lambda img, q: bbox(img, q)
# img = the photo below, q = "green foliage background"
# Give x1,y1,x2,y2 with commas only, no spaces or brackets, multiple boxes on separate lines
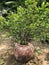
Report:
0,0,49,44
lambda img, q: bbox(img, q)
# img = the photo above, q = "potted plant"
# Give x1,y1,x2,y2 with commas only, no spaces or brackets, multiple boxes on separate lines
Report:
7,6,34,63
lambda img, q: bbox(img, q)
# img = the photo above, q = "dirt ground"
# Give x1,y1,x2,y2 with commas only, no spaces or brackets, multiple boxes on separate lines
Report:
0,33,49,65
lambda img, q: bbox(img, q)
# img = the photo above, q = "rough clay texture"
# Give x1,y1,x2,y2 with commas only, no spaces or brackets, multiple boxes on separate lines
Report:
14,43,34,62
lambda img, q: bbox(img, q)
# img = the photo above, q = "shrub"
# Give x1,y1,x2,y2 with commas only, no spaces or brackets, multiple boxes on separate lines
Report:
25,0,49,42
0,16,7,31
6,0,49,44
7,10,32,44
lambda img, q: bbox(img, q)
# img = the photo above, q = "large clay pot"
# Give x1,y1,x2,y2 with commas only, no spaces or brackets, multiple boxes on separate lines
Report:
14,43,34,63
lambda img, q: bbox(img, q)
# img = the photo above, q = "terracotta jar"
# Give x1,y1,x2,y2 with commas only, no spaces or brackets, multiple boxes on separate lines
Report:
14,43,34,63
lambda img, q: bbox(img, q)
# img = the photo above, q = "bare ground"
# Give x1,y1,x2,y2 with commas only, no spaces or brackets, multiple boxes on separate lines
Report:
0,33,49,65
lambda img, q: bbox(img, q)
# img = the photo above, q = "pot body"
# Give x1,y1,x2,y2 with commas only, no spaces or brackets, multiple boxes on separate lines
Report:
14,43,34,63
